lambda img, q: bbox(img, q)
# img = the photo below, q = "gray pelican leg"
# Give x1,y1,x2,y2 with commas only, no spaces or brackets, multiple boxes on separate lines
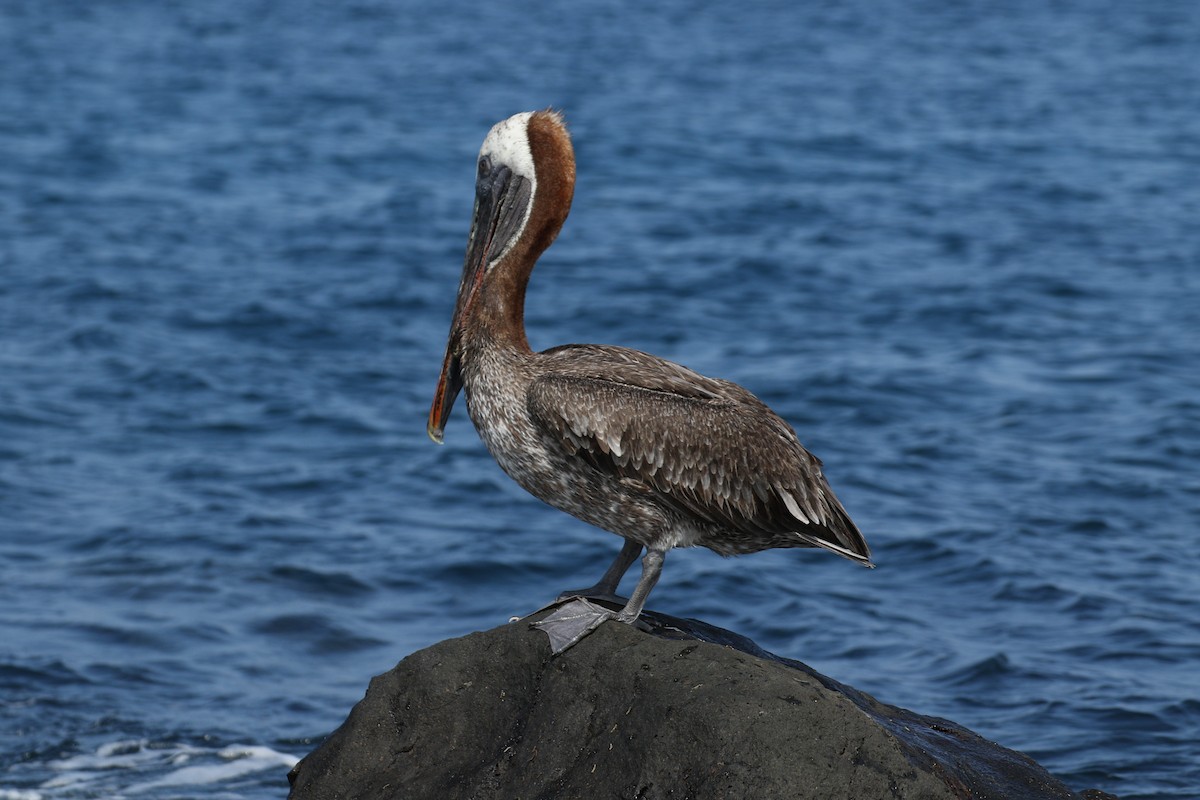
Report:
615,548,664,624
533,547,667,655
556,539,643,602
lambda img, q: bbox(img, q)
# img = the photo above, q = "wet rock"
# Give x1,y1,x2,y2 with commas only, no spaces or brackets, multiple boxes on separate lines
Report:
288,605,1115,800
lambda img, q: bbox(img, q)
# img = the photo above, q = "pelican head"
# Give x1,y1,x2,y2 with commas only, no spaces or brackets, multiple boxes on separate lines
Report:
428,110,576,443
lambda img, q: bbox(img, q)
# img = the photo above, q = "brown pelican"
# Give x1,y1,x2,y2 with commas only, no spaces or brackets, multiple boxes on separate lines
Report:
429,110,872,653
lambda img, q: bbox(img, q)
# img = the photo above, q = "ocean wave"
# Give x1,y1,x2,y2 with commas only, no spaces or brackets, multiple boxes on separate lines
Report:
2,740,297,800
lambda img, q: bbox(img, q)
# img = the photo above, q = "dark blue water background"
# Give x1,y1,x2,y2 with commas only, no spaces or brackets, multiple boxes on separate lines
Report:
2,2,1198,797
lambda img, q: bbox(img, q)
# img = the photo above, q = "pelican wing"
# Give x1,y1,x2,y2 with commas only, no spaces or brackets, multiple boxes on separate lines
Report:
528,345,871,564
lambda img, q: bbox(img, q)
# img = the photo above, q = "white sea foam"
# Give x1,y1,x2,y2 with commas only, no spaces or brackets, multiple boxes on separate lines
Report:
4,739,298,799
126,746,298,794
0,790,44,800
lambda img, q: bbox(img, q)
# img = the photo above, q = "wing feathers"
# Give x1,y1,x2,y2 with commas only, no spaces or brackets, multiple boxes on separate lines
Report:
526,346,871,565
780,489,811,525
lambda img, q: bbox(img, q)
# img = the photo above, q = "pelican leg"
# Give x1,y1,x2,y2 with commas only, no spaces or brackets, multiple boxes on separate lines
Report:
533,547,666,655
616,548,665,624
556,539,643,603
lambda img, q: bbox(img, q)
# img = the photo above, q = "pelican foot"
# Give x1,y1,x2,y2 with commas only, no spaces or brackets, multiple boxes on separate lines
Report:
531,598,622,654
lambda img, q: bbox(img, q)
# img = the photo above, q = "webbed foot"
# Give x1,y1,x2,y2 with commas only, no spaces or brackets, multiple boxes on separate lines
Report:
530,547,666,655
530,598,617,654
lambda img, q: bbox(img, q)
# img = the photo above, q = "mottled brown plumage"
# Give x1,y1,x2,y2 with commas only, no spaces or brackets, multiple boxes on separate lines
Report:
430,110,871,651
528,344,868,559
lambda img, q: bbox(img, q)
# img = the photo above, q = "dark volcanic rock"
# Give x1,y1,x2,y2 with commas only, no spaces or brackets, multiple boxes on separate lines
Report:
289,605,1114,800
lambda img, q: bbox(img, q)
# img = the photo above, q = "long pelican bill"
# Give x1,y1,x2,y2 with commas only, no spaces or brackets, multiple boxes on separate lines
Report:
428,155,533,444
427,345,462,444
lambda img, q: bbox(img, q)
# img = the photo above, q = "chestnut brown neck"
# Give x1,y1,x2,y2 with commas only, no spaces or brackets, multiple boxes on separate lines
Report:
474,111,576,354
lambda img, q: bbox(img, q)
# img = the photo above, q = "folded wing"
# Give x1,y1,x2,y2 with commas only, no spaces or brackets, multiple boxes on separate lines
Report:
527,345,872,564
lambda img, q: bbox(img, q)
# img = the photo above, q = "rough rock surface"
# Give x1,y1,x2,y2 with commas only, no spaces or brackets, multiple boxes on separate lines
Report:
288,604,1116,800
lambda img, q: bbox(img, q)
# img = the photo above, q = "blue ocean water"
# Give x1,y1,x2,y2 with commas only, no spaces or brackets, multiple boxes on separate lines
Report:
2,1,1198,797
